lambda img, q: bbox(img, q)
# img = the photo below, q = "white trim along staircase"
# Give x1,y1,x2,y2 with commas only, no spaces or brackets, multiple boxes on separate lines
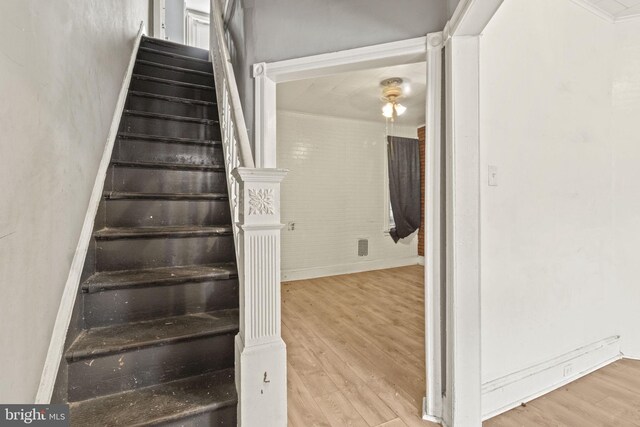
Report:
209,0,288,424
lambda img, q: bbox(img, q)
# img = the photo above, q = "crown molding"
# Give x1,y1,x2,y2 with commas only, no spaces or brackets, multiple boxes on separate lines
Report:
615,11,640,23
262,36,427,83
447,0,504,37
570,0,616,23
570,0,640,23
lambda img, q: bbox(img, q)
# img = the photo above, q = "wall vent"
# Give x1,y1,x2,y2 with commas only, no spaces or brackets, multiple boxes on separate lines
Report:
357,238,369,257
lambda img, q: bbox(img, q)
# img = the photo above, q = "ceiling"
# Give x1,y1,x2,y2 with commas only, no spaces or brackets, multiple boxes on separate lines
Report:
576,0,640,20
276,62,427,127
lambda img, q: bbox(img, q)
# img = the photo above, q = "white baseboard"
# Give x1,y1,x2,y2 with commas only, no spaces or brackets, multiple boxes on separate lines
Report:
35,23,145,404
623,354,640,361
282,256,420,281
482,335,621,420
417,255,425,266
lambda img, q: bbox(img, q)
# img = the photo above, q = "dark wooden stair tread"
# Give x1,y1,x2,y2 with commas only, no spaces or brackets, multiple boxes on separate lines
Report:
136,59,213,77
66,310,238,361
123,109,218,125
60,37,237,422
139,46,212,65
94,225,233,240
132,74,213,91
70,369,236,427
141,37,209,57
118,132,221,146
103,191,228,201
110,159,225,171
128,90,216,106
83,263,238,293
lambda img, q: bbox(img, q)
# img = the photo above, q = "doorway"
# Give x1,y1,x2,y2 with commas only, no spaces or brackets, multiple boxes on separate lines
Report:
151,0,210,49
253,35,446,425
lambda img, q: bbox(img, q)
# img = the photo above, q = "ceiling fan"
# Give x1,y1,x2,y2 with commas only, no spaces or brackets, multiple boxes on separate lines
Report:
380,77,407,121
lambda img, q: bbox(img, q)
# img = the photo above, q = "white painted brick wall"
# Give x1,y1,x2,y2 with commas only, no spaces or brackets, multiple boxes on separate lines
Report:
277,110,419,280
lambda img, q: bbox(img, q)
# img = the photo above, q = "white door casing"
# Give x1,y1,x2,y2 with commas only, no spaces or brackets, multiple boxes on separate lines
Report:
423,30,445,424
439,1,505,425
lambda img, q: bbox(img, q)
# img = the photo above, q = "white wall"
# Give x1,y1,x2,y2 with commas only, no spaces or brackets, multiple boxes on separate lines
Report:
277,111,418,280
0,0,149,403
612,20,640,359
479,0,618,386
225,0,447,152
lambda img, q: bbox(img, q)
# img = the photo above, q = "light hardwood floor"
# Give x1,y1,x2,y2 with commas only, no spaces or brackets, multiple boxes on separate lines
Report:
486,358,640,426
282,265,434,427
283,266,640,427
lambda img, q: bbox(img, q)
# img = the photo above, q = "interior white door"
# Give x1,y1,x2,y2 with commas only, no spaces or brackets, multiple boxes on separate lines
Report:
185,9,210,50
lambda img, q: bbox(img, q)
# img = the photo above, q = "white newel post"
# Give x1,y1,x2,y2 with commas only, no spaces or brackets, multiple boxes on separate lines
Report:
232,167,288,427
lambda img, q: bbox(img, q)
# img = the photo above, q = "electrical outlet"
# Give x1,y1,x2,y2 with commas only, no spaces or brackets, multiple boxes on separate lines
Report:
563,364,573,377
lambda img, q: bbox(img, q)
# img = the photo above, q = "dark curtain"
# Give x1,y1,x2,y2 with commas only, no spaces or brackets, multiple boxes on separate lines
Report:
387,135,420,243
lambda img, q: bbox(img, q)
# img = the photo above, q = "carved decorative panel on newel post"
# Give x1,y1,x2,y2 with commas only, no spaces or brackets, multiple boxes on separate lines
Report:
232,167,288,427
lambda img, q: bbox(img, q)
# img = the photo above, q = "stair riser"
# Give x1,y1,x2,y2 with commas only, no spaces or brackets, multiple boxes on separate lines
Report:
141,40,209,61
67,333,235,401
114,139,223,165
104,199,231,228
161,406,237,427
106,167,226,194
127,94,217,120
130,78,215,102
121,115,218,140
134,62,214,86
96,235,235,271
84,279,239,328
138,49,212,73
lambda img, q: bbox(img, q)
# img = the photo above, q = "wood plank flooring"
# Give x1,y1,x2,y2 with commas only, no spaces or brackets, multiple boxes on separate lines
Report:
282,265,435,427
486,358,640,426
283,265,640,426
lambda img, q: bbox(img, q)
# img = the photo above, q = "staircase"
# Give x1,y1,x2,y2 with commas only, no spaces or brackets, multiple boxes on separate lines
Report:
64,36,239,426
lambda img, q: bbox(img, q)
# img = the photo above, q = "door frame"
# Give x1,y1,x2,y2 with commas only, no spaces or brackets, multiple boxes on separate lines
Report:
424,31,445,424
439,1,504,425
252,35,447,422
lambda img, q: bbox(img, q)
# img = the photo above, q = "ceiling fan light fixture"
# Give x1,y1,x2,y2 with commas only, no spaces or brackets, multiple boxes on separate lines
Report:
380,77,408,121
382,102,394,118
